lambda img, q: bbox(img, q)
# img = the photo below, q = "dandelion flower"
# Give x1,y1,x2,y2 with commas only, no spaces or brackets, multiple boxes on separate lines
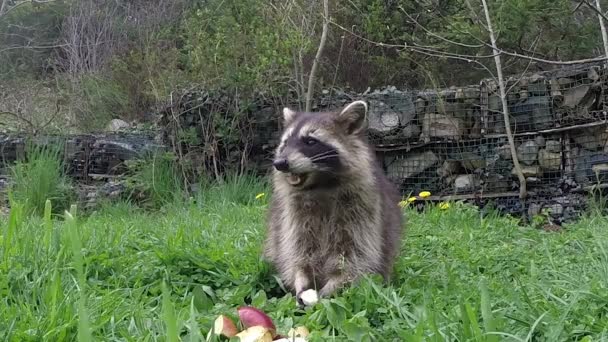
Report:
439,202,450,210
398,200,408,208
407,196,417,203
255,193,266,200
418,191,431,198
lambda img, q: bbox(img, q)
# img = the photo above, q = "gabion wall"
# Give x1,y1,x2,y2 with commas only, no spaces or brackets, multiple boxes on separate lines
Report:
315,62,608,222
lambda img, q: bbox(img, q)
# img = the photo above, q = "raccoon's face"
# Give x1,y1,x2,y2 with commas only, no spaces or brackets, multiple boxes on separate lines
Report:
272,100,369,188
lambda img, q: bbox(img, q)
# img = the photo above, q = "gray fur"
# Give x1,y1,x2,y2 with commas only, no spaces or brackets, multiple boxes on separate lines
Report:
263,100,405,305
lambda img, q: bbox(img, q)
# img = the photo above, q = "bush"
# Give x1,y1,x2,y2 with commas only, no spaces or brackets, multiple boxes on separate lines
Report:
9,141,74,216
181,0,312,96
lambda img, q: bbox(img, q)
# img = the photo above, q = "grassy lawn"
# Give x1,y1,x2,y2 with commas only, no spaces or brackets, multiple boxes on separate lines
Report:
1,179,608,341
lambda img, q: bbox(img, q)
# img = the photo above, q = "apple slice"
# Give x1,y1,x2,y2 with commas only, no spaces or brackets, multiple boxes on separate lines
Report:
236,326,274,342
237,306,277,335
287,326,310,338
214,315,238,338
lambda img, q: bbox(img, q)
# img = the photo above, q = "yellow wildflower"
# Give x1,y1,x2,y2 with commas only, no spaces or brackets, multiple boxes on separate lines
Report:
418,191,431,198
439,202,450,210
255,193,266,200
398,200,408,208
407,196,417,203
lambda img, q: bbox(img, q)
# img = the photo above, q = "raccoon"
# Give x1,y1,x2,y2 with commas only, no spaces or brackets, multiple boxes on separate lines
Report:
263,100,404,306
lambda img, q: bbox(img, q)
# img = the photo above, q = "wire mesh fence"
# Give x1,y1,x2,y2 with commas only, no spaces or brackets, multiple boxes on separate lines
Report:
311,61,608,222
1,61,608,221
316,62,608,197
0,132,164,181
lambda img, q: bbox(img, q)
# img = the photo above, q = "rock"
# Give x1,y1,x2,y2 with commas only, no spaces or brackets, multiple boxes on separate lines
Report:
437,160,462,178
454,174,480,193
386,150,439,181
497,144,512,160
458,152,486,171
367,100,400,135
401,124,421,139
517,140,539,166
562,84,592,108
574,126,608,151
106,119,130,132
535,136,546,148
421,113,464,141
528,81,547,95
512,165,541,178
528,202,542,217
538,149,561,171
510,95,553,131
483,174,510,192
488,94,501,112
592,163,608,176
547,203,564,216
588,66,600,81
92,139,139,161
546,140,561,153
390,92,417,126
415,97,426,114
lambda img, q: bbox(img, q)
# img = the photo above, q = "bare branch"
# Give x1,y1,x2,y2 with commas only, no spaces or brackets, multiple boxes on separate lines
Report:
506,34,541,95
329,18,608,66
580,0,608,24
398,5,484,49
481,0,527,200
306,0,329,112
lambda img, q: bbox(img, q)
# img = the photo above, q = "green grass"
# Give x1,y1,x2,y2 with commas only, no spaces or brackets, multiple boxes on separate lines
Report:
8,141,74,217
1,178,608,341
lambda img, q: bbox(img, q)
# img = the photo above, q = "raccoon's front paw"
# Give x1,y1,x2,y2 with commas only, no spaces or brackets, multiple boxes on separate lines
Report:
296,289,318,308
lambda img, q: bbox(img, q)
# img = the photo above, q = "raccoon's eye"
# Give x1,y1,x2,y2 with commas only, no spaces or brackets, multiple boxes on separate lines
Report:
302,136,318,146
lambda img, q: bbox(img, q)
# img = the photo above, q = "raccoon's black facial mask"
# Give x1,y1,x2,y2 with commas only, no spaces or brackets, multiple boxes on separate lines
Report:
295,135,342,170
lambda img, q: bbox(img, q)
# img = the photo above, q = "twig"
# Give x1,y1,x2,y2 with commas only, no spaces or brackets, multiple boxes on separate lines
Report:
328,19,608,66
399,6,484,49
481,0,527,200
505,34,542,95
306,0,329,112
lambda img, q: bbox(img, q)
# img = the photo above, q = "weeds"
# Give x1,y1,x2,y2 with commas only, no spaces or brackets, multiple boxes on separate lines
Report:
125,151,185,208
8,140,74,217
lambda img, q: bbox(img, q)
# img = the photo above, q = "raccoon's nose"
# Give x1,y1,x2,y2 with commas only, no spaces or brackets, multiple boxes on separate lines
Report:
273,159,289,172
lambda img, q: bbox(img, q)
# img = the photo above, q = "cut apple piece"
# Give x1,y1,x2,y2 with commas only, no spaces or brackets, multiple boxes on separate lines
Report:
214,315,238,338
287,326,310,338
236,326,274,342
237,306,277,335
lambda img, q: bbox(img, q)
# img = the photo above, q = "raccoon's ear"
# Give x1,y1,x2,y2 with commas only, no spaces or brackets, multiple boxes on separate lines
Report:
336,100,368,134
283,107,298,125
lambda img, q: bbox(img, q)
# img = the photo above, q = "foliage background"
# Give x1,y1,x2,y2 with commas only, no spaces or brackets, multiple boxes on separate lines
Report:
0,0,605,133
